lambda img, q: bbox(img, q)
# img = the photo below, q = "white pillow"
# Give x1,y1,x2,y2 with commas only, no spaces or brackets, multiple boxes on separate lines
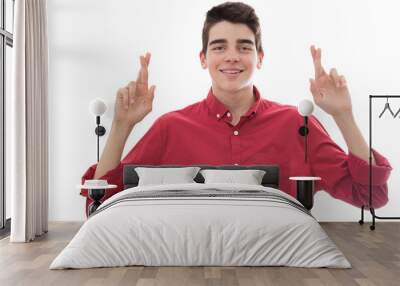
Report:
200,169,266,185
135,167,201,186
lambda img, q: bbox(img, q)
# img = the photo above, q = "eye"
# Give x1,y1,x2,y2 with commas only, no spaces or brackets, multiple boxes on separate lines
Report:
212,46,225,51
240,46,253,51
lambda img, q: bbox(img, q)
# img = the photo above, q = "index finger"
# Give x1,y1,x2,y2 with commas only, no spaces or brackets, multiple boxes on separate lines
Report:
310,45,326,79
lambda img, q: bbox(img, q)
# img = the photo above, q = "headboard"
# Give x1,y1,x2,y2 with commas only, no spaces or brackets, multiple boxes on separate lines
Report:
123,164,279,189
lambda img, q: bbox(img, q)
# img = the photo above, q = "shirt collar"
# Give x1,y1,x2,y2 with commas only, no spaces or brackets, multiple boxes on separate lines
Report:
206,85,262,120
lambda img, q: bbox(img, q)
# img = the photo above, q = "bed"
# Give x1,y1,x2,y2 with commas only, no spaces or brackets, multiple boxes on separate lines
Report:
49,165,351,269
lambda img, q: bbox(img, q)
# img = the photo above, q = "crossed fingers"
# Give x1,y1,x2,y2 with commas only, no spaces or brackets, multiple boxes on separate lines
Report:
136,52,151,85
311,45,347,88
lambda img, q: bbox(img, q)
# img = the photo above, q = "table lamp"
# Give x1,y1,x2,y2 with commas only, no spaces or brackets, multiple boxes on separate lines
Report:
297,99,314,163
89,98,107,162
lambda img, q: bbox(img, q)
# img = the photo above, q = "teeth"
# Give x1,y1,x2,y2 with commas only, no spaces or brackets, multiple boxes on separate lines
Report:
221,70,242,74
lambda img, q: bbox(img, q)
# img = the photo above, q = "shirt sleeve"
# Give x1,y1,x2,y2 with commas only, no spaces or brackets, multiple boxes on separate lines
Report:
307,115,392,209
80,116,166,216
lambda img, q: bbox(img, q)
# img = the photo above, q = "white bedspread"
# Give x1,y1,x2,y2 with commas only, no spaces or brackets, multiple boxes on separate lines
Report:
50,183,351,269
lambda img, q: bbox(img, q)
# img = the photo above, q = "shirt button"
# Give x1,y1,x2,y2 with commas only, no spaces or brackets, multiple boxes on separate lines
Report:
233,130,239,136
216,113,220,118
234,163,239,166
227,112,231,117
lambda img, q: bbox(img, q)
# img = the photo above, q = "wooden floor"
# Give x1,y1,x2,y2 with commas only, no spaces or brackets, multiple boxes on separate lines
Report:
0,221,399,286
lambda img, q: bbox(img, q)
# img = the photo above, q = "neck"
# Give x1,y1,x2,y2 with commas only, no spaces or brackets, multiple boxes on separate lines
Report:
212,84,255,115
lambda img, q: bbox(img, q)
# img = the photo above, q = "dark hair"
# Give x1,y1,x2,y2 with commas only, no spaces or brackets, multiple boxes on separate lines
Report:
202,2,263,55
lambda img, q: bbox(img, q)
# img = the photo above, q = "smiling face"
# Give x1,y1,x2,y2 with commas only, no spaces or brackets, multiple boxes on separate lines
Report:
200,21,264,93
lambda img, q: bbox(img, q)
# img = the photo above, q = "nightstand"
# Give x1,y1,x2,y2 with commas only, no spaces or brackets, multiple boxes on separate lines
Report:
289,176,321,210
79,180,117,217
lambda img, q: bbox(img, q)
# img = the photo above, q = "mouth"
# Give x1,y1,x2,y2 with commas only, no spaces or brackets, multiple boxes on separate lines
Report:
219,69,244,75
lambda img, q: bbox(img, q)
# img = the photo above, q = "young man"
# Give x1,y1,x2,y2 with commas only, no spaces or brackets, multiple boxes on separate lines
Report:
81,2,391,216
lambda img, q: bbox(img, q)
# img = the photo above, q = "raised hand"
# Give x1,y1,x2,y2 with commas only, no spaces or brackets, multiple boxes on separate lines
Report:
114,52,156,126
309,45,352,117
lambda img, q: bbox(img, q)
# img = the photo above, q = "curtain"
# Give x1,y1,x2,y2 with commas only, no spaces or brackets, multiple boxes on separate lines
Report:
10,0,49,242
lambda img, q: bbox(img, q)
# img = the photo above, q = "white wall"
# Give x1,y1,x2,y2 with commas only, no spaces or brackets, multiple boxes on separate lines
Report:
47,0,400,221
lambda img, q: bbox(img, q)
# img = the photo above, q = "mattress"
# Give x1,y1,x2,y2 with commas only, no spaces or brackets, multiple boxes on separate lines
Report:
50,183,351,269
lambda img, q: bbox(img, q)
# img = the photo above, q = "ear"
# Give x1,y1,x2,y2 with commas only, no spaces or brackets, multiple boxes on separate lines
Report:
256,51,264,69
199,51,207,69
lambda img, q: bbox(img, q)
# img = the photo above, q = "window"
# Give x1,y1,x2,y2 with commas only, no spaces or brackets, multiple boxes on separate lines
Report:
0,0,14,237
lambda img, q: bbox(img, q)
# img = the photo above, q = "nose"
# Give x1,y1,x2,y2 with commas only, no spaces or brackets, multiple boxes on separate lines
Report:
224,48,240,62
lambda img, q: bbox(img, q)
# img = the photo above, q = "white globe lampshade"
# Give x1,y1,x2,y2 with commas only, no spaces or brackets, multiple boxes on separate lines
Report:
298,99,314,116
89,98,107,116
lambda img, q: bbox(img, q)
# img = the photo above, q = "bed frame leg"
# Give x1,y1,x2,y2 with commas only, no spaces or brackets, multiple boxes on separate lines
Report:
358,205,364,225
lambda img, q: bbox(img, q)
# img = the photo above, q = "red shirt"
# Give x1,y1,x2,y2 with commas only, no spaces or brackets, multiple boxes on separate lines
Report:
81,86,392,216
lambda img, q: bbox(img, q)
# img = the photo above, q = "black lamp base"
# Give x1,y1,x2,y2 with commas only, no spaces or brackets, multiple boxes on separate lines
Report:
298,126,309,136
95,125,106,136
